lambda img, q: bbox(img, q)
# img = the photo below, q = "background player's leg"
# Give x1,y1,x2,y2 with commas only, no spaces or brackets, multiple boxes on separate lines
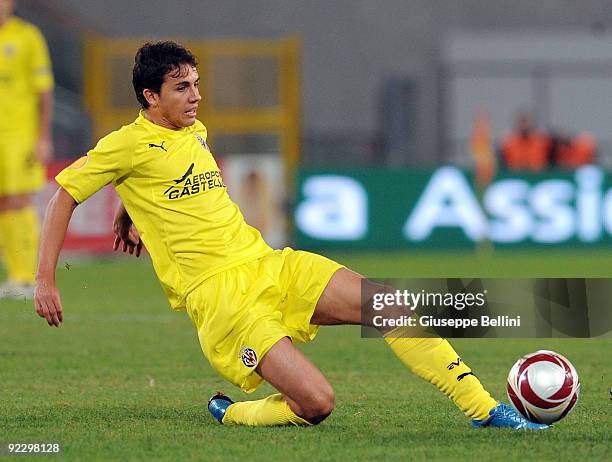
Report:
222,337,335,426
0,194,39,295
312,268,497,420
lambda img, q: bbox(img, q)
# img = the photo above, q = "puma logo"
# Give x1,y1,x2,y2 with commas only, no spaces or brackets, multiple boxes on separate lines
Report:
148,141,167,151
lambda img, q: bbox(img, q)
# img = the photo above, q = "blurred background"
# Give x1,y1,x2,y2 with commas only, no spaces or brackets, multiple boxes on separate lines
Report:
16,0,612,252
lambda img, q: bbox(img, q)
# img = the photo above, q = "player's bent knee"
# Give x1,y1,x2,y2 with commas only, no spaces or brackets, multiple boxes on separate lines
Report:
298,387,335,425
305,409,333,425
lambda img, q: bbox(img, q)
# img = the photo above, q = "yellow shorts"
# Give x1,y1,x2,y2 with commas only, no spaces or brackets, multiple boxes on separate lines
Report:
186,247,343,393
0,134,45,196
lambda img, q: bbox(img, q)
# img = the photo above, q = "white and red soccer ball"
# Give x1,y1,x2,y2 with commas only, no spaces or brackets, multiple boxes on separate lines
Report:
507,350,580,424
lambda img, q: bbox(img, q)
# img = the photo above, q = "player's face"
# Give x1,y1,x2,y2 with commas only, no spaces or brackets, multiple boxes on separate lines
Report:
155,64,201,129
0,0,15,25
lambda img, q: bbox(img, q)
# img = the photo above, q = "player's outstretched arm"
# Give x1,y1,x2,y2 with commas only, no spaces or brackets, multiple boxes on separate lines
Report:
112,201,143,257
34,187,78,327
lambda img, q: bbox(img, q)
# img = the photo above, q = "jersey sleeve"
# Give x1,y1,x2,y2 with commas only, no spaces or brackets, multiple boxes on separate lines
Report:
55,131,135,203
27,25,54,92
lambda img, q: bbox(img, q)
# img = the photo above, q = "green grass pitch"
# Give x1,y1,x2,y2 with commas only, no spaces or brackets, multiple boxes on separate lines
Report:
1,250,610,461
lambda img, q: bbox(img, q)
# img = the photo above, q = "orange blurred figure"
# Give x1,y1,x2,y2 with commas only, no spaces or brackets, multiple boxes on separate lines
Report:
554,132,596,169
501,112,551,171
470,109,496,186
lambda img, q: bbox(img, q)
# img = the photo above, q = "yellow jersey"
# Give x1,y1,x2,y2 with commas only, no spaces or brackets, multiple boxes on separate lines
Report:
0,16,54,136
56,112,273,310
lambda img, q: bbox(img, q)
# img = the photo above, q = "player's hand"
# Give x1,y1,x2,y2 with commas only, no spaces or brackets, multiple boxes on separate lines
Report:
35,136,54,165
34,279,63,327
112,205,143,257
112,226,143,256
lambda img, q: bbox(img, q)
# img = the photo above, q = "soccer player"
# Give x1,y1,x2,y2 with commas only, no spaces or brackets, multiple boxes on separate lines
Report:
34,41,546,430
0,0,54,299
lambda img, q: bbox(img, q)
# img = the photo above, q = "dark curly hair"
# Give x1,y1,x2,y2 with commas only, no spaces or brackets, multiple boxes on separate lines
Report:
132,41,198,109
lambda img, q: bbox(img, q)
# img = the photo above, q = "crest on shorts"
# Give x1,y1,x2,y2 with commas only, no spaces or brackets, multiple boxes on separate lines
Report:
240,347,258,368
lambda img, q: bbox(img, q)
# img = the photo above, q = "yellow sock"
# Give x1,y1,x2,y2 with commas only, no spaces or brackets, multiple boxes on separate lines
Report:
385,333,497,420
0,210,19,280
223,394,311,426
0,207,39,284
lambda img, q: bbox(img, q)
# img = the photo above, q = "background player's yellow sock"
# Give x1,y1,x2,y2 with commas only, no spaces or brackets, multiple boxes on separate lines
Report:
222,393,311,426
0,207,39,284
0,210,18,280
385,335,497,420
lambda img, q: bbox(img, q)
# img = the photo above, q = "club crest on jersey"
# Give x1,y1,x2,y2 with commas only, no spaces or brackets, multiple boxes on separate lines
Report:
240,347,258,368
194,133,210,151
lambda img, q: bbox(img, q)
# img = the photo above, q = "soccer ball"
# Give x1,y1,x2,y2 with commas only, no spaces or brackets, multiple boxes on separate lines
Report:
506,350,580,424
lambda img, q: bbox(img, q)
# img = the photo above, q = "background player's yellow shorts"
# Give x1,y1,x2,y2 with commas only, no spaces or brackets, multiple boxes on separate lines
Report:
186,247,344,393
0,134,45,195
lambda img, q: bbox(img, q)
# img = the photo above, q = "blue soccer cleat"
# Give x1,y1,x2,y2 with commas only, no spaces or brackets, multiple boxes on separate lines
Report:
472,403,550,430
208,392,234,424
